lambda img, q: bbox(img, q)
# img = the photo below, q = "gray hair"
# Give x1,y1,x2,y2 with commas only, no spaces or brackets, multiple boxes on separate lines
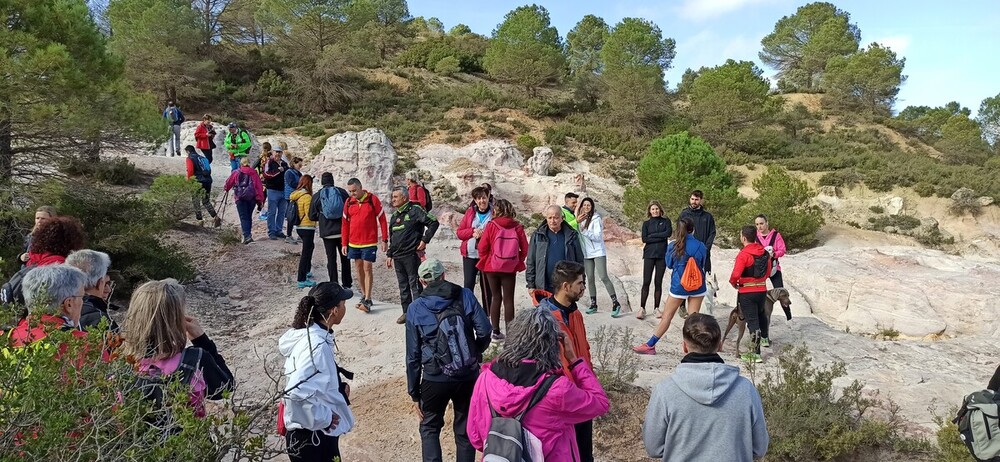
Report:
22,264,87,313
392,186,409,198
544,205,562,216
65,249,111,289
405,171,419,182
496,307,563,371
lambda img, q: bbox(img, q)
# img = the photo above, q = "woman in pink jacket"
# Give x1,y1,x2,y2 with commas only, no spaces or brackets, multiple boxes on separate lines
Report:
456,186,493,308
467,307,609,461
754,214,786,289
224,157,265,244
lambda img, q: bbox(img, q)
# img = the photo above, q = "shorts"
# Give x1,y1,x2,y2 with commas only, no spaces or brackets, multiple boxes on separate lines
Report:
347,246,377,262
668,290,707,300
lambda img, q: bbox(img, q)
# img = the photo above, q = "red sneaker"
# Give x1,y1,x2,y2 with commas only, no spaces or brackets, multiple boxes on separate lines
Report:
632,344,656,355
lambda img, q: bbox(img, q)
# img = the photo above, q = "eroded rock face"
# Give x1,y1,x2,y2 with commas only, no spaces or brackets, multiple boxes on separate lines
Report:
304,128,397,201
525,147,553,176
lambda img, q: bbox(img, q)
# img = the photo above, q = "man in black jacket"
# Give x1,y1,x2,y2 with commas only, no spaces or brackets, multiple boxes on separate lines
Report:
65,249,119,332
387,187,440,324
309,172,353,288
526,205,585,298
678,190,717,274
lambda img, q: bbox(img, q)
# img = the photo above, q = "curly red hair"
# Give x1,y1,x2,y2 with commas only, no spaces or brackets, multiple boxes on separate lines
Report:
29,216,85,257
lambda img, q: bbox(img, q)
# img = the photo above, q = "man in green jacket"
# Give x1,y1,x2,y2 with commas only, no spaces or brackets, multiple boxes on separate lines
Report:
562,192,580,231
225,122,252,172
386,187,440,325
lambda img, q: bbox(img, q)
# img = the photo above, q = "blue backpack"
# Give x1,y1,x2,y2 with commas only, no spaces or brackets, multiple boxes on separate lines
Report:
428,297,479,378
320,186,346,220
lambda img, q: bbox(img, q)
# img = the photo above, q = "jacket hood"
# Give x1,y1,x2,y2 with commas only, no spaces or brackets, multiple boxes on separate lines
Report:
670,362,742,405
408,280,463,325
27,252,66,267
491,216,520,229
743,242,766,256
238,166,256,174
483,361,553,416
278,324,330,357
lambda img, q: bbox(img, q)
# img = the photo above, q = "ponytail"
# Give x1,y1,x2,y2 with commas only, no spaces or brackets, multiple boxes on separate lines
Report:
292,295,321,328
291,282,348,328
672,217,694,259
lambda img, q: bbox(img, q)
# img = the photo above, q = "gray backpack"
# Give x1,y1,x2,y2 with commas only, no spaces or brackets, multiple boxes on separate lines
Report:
955,389,1000,461
483,374,558,462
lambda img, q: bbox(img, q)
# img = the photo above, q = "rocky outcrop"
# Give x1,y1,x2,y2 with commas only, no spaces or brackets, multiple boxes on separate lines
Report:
877,196,905,215
304,129,397,201
524,147,553,176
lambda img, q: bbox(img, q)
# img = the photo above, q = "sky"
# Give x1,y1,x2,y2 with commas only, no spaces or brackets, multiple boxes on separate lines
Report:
408,0,1000,115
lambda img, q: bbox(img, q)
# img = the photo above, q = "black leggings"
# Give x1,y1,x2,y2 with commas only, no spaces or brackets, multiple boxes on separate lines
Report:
296,229,315,282
462,257,492,310
738,291,768,352
322,237,353,288
640,258,666,309
484,272,516,334
286,429,339,462
770,270,784,288
200,148,213,164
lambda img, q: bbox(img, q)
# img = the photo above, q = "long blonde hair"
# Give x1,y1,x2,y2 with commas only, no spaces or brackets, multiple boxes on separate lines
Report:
122,279,188,360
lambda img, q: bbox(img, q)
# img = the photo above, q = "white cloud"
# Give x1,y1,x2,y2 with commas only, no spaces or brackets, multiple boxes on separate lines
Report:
870,35,912,54
678,0,782,21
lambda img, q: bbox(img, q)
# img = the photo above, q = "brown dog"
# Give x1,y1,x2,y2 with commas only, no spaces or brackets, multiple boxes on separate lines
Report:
722,288,791,353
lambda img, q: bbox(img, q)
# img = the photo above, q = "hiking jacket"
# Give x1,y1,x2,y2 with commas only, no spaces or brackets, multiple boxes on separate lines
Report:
539,297,592,376
163,107,183,126
224,129,252,157
262,159,286,191
308,186,350,238
730,243,770,293
79,295,118,332
342,190,388,248
642,217,673,260
525,222,584,291
561,206,579,231
678,207,717,251
577,213,608,259
223,166,265,204
278,324,355,436
194,122,212,150
289,190,316,228
757,229,786,272
407,183,428,209
283,168,302,200
643,353,768,462
26,253,66,267
405,280,491,402
476,216,528,273
457,204,492,259
666,234,707,296
186,153,212,184
387,201,439,259
467,359,609,462
7,314,85,347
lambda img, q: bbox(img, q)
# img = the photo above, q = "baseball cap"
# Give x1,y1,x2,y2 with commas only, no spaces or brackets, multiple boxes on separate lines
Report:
310,282,354,307
274,146,284,152
418,259,445,282
228,122,238,129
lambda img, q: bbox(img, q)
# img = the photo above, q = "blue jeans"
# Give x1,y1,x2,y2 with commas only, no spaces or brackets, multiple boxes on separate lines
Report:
266,189,287,237
230,158,239,172
235,199,255,239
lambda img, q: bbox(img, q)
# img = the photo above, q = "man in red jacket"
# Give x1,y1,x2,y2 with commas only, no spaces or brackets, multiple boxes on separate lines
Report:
341,178,388,313
729,225,772,363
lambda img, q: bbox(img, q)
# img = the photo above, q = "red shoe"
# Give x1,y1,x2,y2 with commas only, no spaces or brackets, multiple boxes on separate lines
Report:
632,344,656,355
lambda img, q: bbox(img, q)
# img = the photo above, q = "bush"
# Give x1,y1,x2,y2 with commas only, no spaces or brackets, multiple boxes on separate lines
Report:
543,126,568,146
935,414,974,462
913,182,936,197
516,134,540,156
869,205,885,214
483,124,510,138
738,167,824,249
311,134,332,157
868,215,921,231
819,169,864,188
61,157,140,186
444,134,463,144
143,175,205,223
433,56,461,76
590,326,639,392
296,123,326,138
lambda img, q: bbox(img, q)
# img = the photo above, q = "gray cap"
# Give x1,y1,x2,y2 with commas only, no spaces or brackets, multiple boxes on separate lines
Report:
418,259,445,282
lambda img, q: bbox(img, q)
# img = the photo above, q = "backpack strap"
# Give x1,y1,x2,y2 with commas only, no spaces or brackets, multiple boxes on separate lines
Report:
175,347,203,385
515,374,559,421
768,232,777,247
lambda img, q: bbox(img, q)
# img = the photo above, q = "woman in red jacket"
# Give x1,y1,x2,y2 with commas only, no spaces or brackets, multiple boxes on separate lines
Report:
193,114,216,163
729,225,772,363
456,186,493,309
476,198,528,340
27,216,86,267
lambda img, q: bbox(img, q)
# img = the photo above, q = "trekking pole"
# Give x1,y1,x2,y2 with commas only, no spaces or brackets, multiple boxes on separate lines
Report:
217,190,230,224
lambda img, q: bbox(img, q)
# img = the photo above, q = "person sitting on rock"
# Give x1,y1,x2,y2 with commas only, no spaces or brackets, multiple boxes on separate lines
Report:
65,249,119,332
341,178,388,314
386,187,439,324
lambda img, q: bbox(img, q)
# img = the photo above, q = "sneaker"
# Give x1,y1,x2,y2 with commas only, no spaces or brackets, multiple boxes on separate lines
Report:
356,301,370,313
632,344,656,355
491,331,506,342
275,233,287,239
213,217,222,228
242,237,254,245
611,301,622,318
740,352,764,363
396,313,406,324
269,235,280,240
654,308,662,319
285,236,296,244
306,272,314,279
258,212,268,221
363,298,373,311
636,308,646,320
760,337,771,348
586,304,598,315
297,280,317,289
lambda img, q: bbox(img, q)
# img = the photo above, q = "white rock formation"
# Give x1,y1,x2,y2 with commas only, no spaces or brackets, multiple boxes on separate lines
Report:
525,146,553,176
878,196,905,215
304,128,397,201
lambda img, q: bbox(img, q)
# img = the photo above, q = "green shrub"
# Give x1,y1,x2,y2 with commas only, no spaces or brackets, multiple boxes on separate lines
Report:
913,182,936,197
95,157,139,185
394,154,417,176
297,123,326,138
516,134,540,155
484,124,510,138
543,126,568,146
590,326,639,392
509,119,529,133
311,134,332,157
868,215,921,231
869,205,885,214
935,414,974,462
819,169,864,188
738,166,824,248
444,134,463,144
433,56,461,76
446,121,472,134
461,110,478,120
143,175,204,223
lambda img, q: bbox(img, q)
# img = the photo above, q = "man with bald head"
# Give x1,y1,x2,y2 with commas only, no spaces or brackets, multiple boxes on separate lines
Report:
526,205,585,299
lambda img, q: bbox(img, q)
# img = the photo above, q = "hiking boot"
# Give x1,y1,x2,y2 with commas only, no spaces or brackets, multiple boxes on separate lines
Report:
275,232,287,239
611,301,622,318
213,217,222,228
632,344,656,355
760,337,771,348
396,313,406,324
269,235,280,240
491,331,505,342
242,237,254,245
740,352,763,363
297,280,317,289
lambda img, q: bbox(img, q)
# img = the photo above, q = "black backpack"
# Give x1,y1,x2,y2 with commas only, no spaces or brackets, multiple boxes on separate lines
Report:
422,185,433,212
0,265,32,305
286,197,301,227
742,252,771,279
132,348,202,430
427,297,479,378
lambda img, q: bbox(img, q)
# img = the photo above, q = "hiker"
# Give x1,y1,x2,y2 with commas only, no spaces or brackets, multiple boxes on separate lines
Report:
254,142,272,177
642,313,769,461
576,197,623,317
638,201,672,320
290,175,318,289
122,279,235,414
185,145,222,228
562,192,580,230
278,141,291,164
10,265,89,346
279,282,356,462
729,225,773,363
466,306,610,461
387,187,440,324
263,147,289,240
26,216,86,267
65,249,118,332
456,186,494,311
309,173,353,288
526,205,584,297
341,178,388,313
678,190,717,274
405,259,491,462
537,260,603,461
468,182,495,209
633,217,707,355
223,157,265,244
476,198,528,340
18,206,56,264
755,214,787,290
284,157,304,243
193,114,216,163
406,171,430,210
225,122,252,172
163,101,184,157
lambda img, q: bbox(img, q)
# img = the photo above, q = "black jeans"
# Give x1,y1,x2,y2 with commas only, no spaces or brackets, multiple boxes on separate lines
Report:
419,379,476,462
738,291,768,353
286,429,339,462
576,419,594,462
296,229,315,282
192,181,218,220
462,257,492,310
200,148,213,164
640,257,666,310
323,237,353,288
394,253,422,314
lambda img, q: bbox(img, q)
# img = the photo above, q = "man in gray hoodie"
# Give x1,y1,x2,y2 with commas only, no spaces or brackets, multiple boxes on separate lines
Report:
642,313,769,462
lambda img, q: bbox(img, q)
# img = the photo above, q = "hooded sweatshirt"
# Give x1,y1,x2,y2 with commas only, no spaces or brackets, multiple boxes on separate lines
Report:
578,213,608,259
642,353,769,462
405,280,492,402
678,206,717,250
730,242,770,293
467,359,610,462
476,216,528,273
278,324,355,437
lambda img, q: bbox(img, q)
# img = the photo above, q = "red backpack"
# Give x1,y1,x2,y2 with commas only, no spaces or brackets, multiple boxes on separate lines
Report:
489,222,521,273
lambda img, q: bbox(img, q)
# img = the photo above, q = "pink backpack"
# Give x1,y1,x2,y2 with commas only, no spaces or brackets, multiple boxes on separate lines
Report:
489,223,521,273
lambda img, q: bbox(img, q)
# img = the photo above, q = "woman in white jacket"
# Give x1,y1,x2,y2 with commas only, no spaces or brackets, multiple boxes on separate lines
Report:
279,282,356,461
576,197,623,317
